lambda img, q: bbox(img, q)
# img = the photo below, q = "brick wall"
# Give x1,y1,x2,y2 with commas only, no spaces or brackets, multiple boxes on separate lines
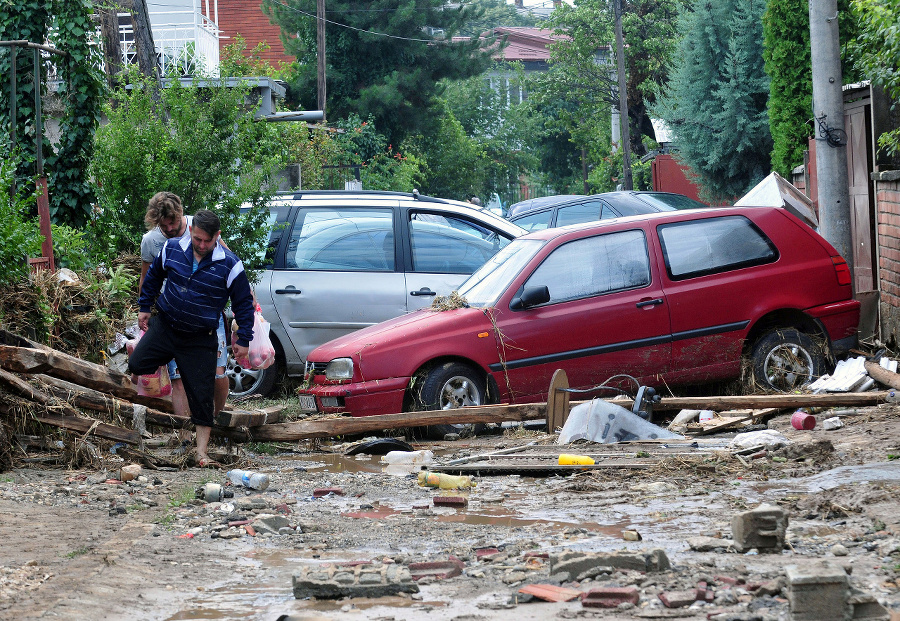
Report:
875,170,900,346
217,0,293,66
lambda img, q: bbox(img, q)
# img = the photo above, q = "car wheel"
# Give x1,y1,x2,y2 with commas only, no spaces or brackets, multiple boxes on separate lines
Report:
750,328,827,391
226,348,280,398
417,362,487,439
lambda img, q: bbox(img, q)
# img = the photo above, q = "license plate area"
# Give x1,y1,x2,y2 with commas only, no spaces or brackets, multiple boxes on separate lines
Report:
298,394,317,411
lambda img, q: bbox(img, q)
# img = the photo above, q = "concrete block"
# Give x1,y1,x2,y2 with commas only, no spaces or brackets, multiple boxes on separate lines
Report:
292,562,419,599
849,589,890,620
785,564,851,621
582,586,640,608
252,515,293,535
731,503,787,553
549,549,670,581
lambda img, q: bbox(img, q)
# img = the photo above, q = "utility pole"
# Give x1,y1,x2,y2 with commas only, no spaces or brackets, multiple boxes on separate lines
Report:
809,0,852,271
317,0,326,120
613,0,633,191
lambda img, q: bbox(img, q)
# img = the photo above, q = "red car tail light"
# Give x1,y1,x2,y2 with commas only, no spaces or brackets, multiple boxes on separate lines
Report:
831,256,852,286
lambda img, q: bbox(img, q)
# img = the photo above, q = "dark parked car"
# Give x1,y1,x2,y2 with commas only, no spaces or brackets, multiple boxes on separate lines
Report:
298,206,859,434
509,191,708,232
226,191,525,398
506,195,587,218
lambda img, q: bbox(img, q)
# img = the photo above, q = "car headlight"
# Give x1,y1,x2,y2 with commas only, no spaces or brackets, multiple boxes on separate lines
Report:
325,358,354,380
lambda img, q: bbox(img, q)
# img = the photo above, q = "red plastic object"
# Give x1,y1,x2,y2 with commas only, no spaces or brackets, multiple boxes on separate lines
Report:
791,410,816,430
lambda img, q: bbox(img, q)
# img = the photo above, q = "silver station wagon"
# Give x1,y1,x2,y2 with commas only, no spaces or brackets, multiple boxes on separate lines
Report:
226,191,526,397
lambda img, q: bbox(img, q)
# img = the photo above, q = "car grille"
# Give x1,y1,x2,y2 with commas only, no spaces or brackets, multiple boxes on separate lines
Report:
305,361,329,376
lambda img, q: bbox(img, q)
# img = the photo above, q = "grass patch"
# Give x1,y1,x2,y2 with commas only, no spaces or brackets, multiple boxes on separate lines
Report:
65,546,90,559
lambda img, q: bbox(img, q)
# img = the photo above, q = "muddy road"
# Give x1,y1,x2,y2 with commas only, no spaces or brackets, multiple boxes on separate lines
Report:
2,404,900,620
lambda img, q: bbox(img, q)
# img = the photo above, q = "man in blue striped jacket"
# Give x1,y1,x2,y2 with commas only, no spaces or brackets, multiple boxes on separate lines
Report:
129,209,255,467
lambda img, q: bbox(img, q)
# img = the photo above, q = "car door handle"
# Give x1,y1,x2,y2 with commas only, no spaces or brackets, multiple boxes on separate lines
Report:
275,288,302,295
410,287,437,297
636,298,663,308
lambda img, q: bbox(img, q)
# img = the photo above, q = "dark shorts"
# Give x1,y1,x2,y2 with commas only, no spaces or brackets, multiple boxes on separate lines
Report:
128,315,218,427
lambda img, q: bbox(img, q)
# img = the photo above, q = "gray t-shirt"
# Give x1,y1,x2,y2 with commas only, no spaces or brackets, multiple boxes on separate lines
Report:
140,215,192,263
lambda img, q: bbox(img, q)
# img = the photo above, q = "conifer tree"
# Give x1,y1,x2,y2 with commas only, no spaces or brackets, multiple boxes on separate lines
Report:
654,0,772,200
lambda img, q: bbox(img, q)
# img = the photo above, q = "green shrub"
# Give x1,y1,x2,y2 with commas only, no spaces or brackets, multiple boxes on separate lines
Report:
0,157,43,287
51,223,91,271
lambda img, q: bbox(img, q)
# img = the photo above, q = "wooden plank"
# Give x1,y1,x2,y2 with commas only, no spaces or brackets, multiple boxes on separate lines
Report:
34,375,192,430
215,406,282,427
546,369,570,433
0,368,141,444
0,345,173,412
430,461,654,473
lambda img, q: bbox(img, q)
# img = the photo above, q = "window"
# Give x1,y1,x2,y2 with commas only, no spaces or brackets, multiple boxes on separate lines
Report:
512,209,553,232
658,215,778,280
287,208,395,271
556,201,617,227
522,230,650,304
410,212,511,274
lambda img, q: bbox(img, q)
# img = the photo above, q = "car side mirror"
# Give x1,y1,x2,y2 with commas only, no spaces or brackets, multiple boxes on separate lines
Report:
510,285,551,310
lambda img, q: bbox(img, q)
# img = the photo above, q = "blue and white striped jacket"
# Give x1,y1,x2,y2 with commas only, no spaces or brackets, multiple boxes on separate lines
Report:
139,235,255,347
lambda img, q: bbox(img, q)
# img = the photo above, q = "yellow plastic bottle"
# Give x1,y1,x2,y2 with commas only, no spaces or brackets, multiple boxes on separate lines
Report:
558,453,595,466
417,471,476,489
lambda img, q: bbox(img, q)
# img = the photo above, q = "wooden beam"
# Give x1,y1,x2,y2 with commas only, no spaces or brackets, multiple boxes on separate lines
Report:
0,369,141,444
649,392,886,411
215,406,283,427
864,360,900,390
0,345,173,412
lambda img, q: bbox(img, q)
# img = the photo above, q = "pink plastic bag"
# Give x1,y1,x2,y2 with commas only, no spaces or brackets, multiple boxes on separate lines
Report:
236,307,275,370
126,331,173,397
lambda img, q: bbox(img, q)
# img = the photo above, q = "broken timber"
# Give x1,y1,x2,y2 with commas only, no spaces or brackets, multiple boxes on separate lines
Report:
239,391,887,442
0,344,173,412
0,367,141,444
864,360,900,391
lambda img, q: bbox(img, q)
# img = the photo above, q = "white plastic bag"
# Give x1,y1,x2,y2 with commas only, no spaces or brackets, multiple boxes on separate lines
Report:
238,306,275,370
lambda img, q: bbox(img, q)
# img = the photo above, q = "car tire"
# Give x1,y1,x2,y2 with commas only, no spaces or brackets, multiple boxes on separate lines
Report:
750,328,827,392
226,348,281,398
417,362,487,439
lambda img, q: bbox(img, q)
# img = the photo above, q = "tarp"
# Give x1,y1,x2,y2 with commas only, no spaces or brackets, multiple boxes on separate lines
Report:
735,172,818,228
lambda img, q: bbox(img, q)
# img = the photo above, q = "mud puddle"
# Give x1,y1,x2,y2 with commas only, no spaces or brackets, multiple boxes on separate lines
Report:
743,461,900,495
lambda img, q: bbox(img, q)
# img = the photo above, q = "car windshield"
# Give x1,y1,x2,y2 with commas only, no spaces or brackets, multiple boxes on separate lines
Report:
636,193,706,210
457,239,545,307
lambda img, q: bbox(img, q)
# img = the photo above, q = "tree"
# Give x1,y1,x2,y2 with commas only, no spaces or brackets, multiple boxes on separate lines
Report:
653,0,772,201
0,0,104,226
262,0,496,143
90,70,283,272
456,0,540,37
764,0,859,176
851,0,900,158
415,101,489,200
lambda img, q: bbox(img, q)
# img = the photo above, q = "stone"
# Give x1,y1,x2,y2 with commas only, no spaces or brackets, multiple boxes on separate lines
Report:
292,562,419,599
785,563,851,621
731,503,787,553
252,515,293,535
688,536,734,552
581,586,640,608
831,544,849,557
549,549,670,581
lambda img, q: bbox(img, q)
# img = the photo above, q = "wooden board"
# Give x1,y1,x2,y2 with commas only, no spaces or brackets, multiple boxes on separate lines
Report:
216,406,283,427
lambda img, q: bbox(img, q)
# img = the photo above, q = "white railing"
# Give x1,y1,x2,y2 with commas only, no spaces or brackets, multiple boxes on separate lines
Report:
119,1,221,77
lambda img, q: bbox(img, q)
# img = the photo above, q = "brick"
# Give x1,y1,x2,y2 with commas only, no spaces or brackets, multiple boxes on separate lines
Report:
292,562,419,599
785,564,850,621
407,558,465,581
549,549,670,581
659,589,697,608
313,487,344,497
731,503,787,553
433,496,467,508
474,547,501,559
518,584,582,602
582,586,640,608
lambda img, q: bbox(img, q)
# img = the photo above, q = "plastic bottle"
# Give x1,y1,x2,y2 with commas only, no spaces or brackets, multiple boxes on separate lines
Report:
381,450,434,465
417,471,476,489
558,453,595,466
226,469,270,491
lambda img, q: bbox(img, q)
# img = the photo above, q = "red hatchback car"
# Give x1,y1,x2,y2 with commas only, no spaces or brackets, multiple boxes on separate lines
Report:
299,207,859,433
